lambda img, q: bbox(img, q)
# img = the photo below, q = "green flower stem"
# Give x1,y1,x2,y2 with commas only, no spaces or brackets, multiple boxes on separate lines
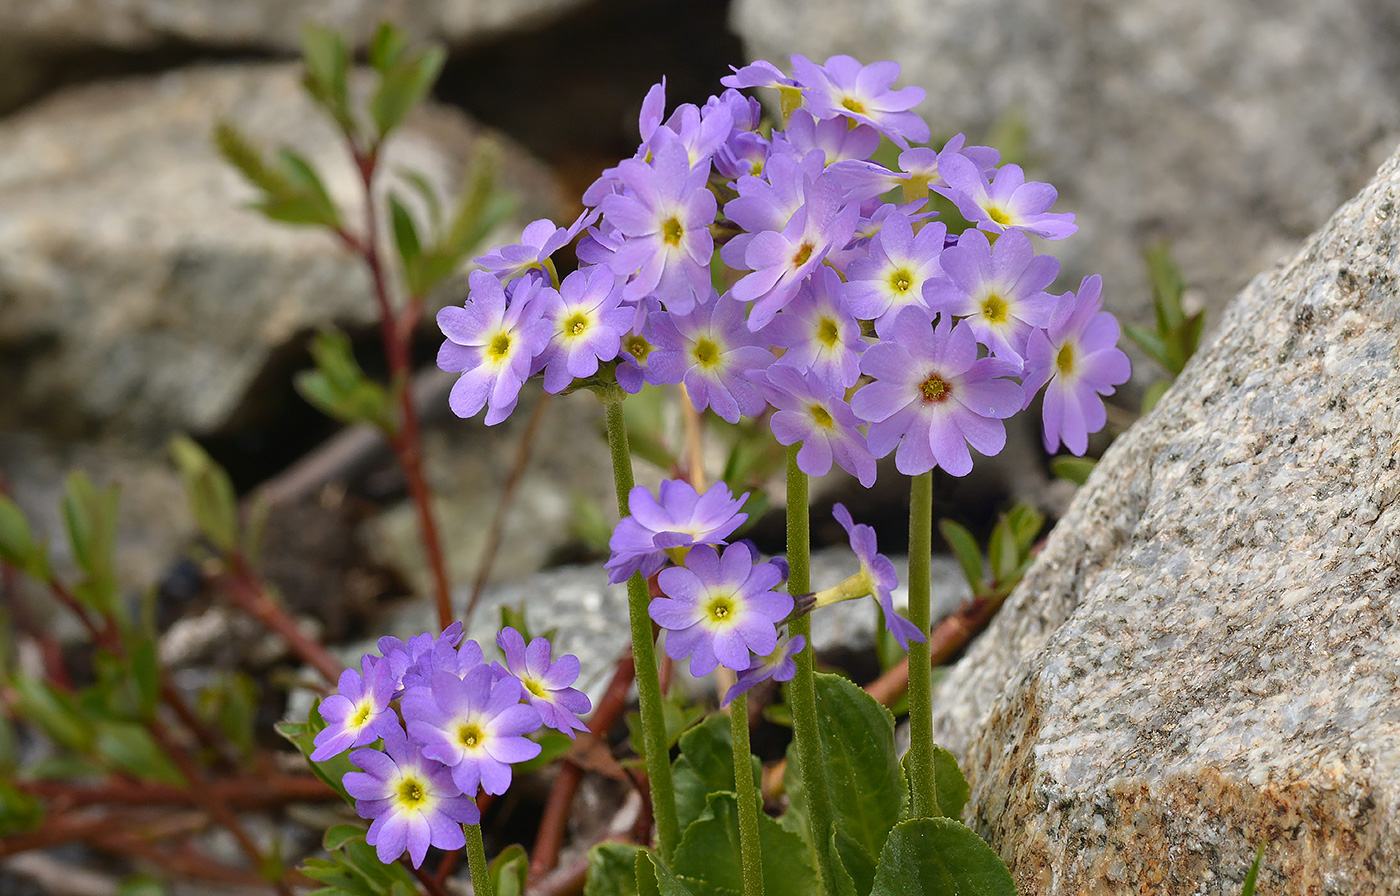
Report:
730,692,765,896
784,447,833,895
906,470,938,817
465,821,493,896
602,394,680,861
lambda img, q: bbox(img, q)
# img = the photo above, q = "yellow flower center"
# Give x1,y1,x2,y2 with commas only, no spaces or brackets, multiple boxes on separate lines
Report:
986,206,1013,227
981,293,1010,324
626,334,653,363
810,404,835,429
1056,342,1075,375
816,317,841,347
396,777,427,809
457,723,485,749
888,268,915,294
840,96,867,115
791,241,815,268
704,593,738,625
564,311,590,337
693,338,721,368
350,702,373,729
662,216,684,247
488,331,513,361
523,678,550,700
919,373,952,404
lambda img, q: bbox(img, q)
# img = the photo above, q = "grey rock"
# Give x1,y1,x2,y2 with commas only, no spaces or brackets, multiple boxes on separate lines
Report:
0,0,582,54
731,0,1400,388
927,146,1400,893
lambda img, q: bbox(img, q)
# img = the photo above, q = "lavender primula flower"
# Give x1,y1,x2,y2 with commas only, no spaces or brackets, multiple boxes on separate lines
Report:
606,479,750,584
788,55,930,147
495,627,591,737
774,108,881,167
344,724,479,867
731,171,860,330
896,135,1000,197
832,503,924,649
722,631,805,707
1023,274,1131,455
766,267,866,389
311,656,397,761
721,150,826,268
538,266,632,393
925,228,1059,362
403,665,542,797
843,214,947,328
646,291,773,422
754,365,877,487
437,272,552,425
599,128,716,313
938,154,1076,241
474,209,597,285
379,622,465,694
651,543,793,676
852,310,1024,476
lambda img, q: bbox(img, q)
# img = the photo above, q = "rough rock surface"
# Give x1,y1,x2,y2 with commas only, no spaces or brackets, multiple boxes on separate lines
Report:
0,0,582,54
926,147,1400,893
731,0,1400,384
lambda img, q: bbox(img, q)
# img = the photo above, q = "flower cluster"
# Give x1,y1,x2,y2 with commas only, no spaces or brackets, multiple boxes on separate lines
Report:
311,624,590,866
438,53,1130,474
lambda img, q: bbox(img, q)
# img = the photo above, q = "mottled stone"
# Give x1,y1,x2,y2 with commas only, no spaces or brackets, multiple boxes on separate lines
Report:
0,0,581,54
927,147,1400,892
731,0,1400,387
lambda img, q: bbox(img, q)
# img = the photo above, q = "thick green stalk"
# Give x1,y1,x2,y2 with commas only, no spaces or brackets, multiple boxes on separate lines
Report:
730,693,764,896
783,448,832,894
602,395,680,861
465,822,493,896
906,470,938,817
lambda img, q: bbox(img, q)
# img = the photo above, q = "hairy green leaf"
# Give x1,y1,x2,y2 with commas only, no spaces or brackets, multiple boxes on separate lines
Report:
585,842,642,896
868,818,1017,896
370,45,446,139
1049,455,1096,485
938,519,984,592
673,792,820,896
671,713,760,829
169,435,240,553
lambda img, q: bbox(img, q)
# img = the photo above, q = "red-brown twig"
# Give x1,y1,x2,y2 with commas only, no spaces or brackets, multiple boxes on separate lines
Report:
221,558,343,684
17,772,334,810
528,653,638,879
464,391,553,625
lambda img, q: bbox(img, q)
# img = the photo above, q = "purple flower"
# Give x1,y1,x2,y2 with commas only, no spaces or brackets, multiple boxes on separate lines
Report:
379,622,465,694
766,267,867,389
651,544,793,676
311,656,397,761
754,365,877,487
606,479,750,584
599,128,716,313
775,108,881,167
538,266,632,393
852,310,1024,476
722,631,805,707
788,55,929,148
730,171,860,330
495,627,591,737
832,504,923,649
938,154,1076,241
925,228,1059,362
1023,274,1131,455
646,291,773,422
402,665,542,797
344,725,479,867
843,213,947,328
722,150,825,268
437,271,553,425
474,209,597,285
896,135,1000,197
722,60,797,91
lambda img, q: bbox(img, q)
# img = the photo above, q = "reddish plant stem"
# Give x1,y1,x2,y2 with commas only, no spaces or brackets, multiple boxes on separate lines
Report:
464,391,552,626
223,559,343,684
528,653,638,879
18,772,334,810
348,145,455,633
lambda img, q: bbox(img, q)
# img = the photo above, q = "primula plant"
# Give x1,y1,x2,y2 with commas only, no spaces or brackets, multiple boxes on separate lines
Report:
0,24,1138,896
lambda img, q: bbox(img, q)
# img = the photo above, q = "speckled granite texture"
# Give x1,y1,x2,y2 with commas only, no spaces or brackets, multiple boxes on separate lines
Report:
927,147,1400,893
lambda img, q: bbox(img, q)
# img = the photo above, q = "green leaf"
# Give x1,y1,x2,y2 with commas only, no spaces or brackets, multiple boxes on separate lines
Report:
931,747,969,820
12,674,94,752
627,694,703,761
831,828,877,896
116,874,168,896
214,121,286,197
937,520,984,592
300,24,352,131
671,713,760,829
169,435,240,554
277,703,357,805
810,673,906,863
1144,242,1186,332
1004,504,1044,556
0,496,38,573
0,781,43,836
199,671,260,760
673,792,821,896
61,471,120,616
324,824,365,851
827,831,863,896
389,193,422,285
585,842,642,896
368,21,410,73
1049,456,1096,485
1123,323,1173,373
1240,843,1266,896
490,844,529,896
868,818,1017,896
296,330,396,432
370,45,446,139
514,728,574,774
94,721,185,785
988,517,1018,585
